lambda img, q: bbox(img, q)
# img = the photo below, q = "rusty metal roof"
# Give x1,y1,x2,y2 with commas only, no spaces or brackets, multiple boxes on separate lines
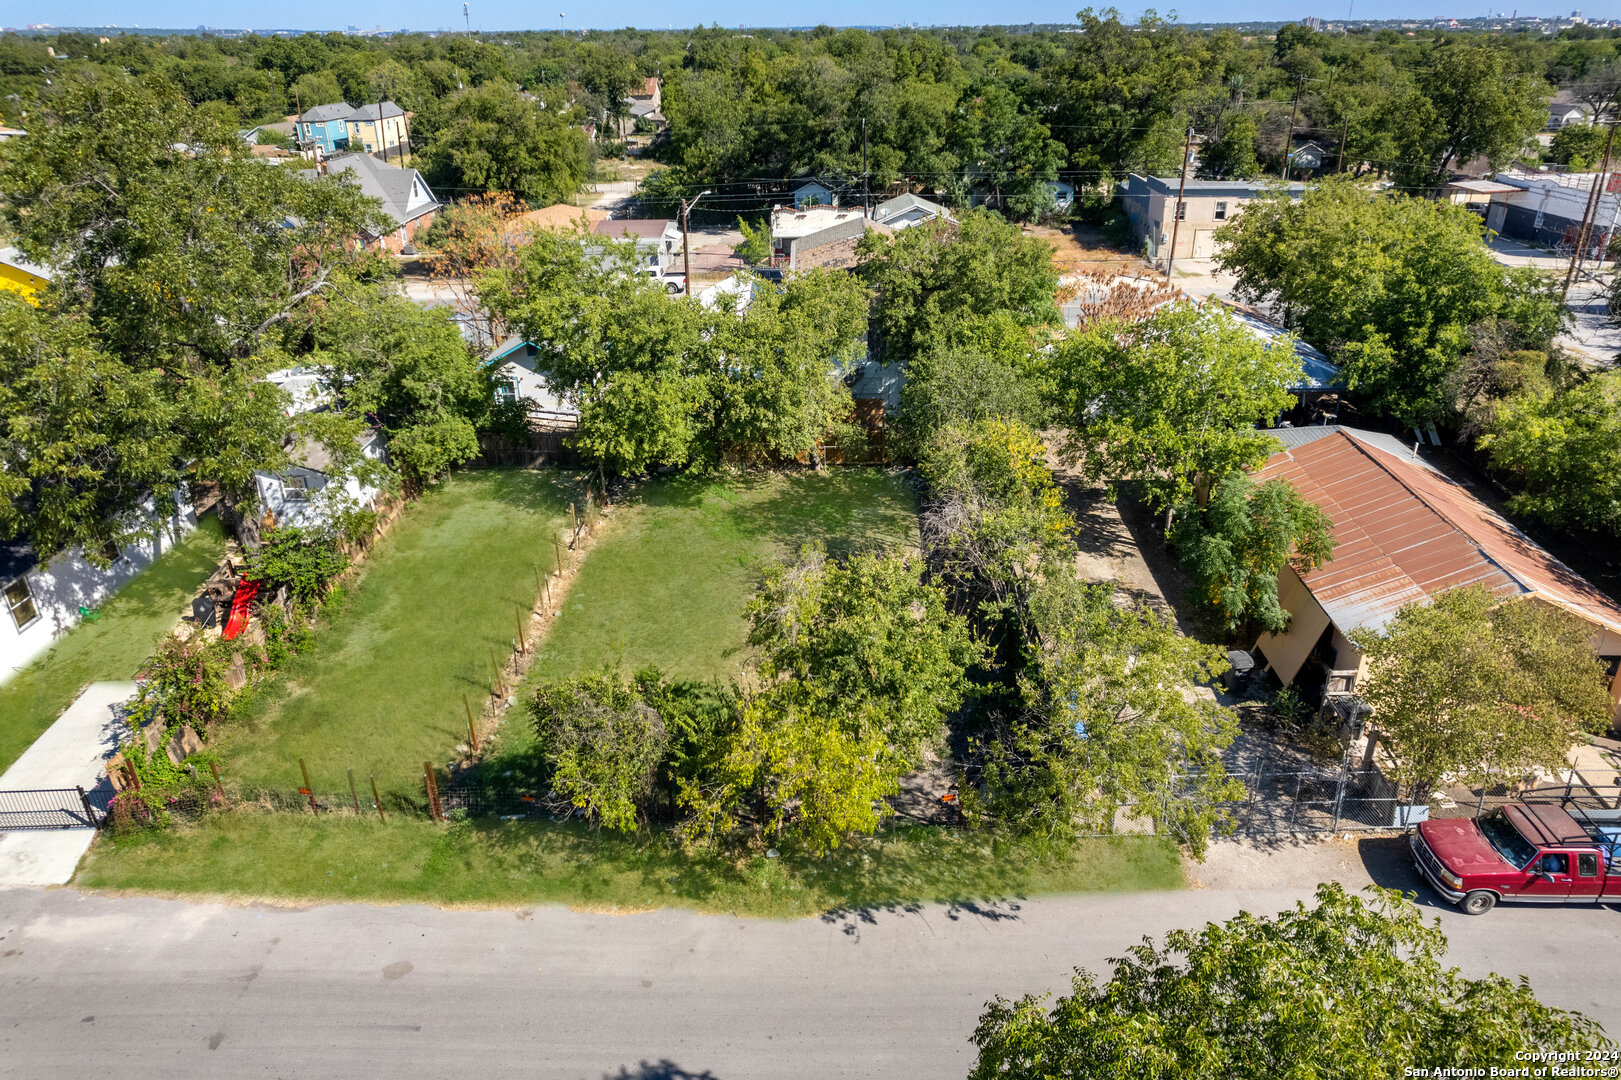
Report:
1255,429,1621,636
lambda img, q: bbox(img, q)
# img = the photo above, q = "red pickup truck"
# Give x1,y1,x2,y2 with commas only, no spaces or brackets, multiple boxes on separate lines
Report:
1410,802,1621,915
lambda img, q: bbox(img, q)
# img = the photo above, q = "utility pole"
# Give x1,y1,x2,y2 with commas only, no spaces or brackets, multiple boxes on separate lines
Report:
1562,119,1618,301
680,190,712,294
861,117,870,216
1165,126,1195,283
1281,75,1304,180
463,2,470,33
1337,114,1351,174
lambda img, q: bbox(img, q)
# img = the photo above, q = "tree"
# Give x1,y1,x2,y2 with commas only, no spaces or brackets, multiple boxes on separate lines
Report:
970,883,1613,1078
1215,178,1553,424
529,672,668,832
311,290,491,483
1353,587,1615,802
1550,122,1608,170
1478,372,1621,536
1197,111,1262,180
289,71,344,110
857,210,1061,363
1170,473,1335,636
980,572,1240,854
416,81,589,206
1050,302,1299,515
895,343,1048,455
1393,40,1548,188
732,218,771,267
950,84,1067,220
745,543,982,763
0,75,388,553
681,544,982,852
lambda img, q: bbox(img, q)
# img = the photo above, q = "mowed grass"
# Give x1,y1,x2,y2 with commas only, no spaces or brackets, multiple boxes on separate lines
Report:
0,517,226,774
527,469,919,684
77,814,1181,918
214,470,574,796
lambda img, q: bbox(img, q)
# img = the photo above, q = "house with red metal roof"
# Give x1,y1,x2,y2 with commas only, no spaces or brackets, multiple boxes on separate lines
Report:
1251,426,1621,721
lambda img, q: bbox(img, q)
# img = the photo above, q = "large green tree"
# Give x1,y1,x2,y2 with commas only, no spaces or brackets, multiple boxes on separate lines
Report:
1215,178,1563,423
1050,302,1299,515
1353,586,1615,802
0,74,387,554
1478,372,1621,537
530,671,669,832
857,210,1060,363
970,883,1612,1078
416,80,589,206
1392,39,1548,188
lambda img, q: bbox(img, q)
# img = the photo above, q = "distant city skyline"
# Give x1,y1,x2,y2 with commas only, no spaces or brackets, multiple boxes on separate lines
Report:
8,0,1618,33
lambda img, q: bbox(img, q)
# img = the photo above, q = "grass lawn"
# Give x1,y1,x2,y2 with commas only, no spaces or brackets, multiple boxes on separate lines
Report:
76,814,1181,917
526,469,918,684
214,470,574,796
0,516,227,774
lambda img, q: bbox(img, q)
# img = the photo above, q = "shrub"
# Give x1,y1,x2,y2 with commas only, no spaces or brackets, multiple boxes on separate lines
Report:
242,526,349,604
139,633,234,730
529,671,669,832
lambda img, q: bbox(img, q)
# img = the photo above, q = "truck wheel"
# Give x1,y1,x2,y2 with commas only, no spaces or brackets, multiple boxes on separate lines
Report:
1460,891,1497,915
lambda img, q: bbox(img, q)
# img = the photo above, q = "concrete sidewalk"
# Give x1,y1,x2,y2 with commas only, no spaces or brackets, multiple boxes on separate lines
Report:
0,681,131,887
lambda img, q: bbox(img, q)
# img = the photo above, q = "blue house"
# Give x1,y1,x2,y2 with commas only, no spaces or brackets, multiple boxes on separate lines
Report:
297,103,354,154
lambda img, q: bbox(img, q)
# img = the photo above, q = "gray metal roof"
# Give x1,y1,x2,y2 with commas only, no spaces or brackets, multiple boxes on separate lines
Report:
1121,174,1308,199
299,103,354,123
871,193,951,223
1266,424,1441,472
1224,308,1345,392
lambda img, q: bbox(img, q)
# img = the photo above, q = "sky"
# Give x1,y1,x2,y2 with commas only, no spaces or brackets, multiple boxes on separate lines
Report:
7,0,1618,32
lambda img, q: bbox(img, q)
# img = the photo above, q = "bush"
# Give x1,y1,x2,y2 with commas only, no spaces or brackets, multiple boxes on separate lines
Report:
242,526,349,604
139,633,235,730
530,672,670,832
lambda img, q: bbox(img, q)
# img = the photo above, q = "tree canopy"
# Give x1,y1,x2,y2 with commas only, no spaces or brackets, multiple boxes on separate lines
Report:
970,883,1612,1078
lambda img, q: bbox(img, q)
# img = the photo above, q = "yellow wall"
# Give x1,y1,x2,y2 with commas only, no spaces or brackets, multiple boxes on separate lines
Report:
1254,566,1332,683
350,115,408,153
0,262,45,303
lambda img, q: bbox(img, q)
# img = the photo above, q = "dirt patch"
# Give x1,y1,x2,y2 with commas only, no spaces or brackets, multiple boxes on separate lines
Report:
1025,222,1146,277
1186,832,1409,892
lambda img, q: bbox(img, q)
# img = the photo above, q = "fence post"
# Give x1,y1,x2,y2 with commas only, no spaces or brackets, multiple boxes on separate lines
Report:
534,563,543,602
554,535,563,574
570,503,578,546
371,775,385,821
77,785,99,828
209,761,226,803
516,604,527,654
423,761,443,822
347,768,361,815
298,758,317,814
464,695,481,754
1330,756,1347,835
490,648,507,698
1289,772,1302,832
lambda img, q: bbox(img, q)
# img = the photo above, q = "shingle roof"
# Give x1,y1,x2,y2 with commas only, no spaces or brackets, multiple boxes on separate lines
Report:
347,101,405,121
593,218,675,240
1255,428,1621,635
299,103,354,123
317,153,438,227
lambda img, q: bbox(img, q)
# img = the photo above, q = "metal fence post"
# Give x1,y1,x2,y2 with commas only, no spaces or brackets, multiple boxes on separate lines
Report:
1330,757,1346,835
347,769,361,815
423,761,443,822
371,775,385,821
298,758,317,814
77,785,98,828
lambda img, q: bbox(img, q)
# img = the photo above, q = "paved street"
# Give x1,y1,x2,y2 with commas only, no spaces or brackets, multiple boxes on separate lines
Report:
0,839,1617,1079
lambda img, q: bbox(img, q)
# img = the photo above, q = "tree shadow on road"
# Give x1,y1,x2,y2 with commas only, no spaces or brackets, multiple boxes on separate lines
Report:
600,1062,722,1080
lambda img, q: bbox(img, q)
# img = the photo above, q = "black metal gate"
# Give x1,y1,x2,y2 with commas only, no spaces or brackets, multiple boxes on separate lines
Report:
0,787,112,830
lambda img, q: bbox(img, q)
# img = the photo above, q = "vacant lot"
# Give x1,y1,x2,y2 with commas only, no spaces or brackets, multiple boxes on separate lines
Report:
0,517,226,774
214,470,574,796
526,469,918,684
77,814,1180,918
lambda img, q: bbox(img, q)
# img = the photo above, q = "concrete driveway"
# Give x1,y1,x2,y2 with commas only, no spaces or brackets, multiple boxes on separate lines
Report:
0,834,1615,1078
0,682,129,887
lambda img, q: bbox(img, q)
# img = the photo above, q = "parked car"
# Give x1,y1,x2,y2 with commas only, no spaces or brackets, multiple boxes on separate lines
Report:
1410,802,1621,914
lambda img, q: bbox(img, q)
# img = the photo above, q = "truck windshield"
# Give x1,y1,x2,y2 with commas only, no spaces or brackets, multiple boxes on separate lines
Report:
1479,810,1538,869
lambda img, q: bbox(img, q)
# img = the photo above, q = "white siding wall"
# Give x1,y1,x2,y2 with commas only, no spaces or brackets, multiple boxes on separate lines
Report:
0,504,199,684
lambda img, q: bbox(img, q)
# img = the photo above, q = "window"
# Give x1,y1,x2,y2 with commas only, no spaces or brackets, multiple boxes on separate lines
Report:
280,474,311,501
1579,852,1600,878
495,380,518,405
4,574,37,630
1214,201,1228,221
1539,853,1569,875
1176,202,1186,221
99,540,121,564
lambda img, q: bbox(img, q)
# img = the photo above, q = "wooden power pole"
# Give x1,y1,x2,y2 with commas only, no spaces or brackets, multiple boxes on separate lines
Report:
1164,127,1195,282
1562,120,1618,302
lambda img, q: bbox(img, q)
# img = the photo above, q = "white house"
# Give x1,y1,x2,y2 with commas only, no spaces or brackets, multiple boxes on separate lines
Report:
870,194,954,230
791,180,837,209
486,337,580,425
0,501,198,683
592,218,683,274
254,432,388,532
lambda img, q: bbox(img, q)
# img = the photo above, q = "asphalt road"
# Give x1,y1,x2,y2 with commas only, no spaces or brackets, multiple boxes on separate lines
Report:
1,841,1618,1079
